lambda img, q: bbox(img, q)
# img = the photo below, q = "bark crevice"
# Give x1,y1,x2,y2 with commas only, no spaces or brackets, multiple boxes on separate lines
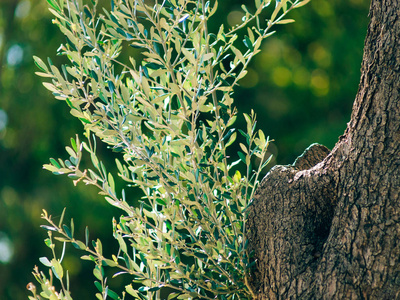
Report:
247,143,338,298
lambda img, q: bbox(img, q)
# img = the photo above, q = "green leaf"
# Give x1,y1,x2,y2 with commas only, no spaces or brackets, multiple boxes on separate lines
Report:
40,225,57,231
84,7,93,19
125,284,139,297
91,70,98,82
243,36,253,51
202,52,214,62
66,146,76,159
70,137,77,152
96,239,103,255
293,0,311,8
156,198,167,206
94,281,102,292
138,285,162,292
42,82,58,93
123,253,131,269
231,46,245,65
59,207,66,228
63,225,72,238
102,258,118,267
107,288,120,300
51,259,64,280
237,69,248,80
93,267,103,280
46,0,61,12
43,164,60,173
168,293,179,300
241,4,249,13
108,173,115,193
50,158,61,169
72,240,86,250
79,117,92,124
39,257,52,267
108,80,116,94
35,72,54,78
225,131,236,148
80,255,94,261
116,234,127,254
141,76,150,97
177,294,192,299
44,238,53,248
276,19,295,24
238,151,246,164
239,143,248,154
181,48,196,65
259,129,266,145
271,2,282,22
33,56,49,72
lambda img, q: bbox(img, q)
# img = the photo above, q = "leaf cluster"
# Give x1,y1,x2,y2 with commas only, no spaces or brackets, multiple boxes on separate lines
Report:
29,0,310,299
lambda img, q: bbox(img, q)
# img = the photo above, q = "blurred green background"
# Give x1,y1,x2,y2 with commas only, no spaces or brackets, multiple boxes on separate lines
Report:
0,0,369,299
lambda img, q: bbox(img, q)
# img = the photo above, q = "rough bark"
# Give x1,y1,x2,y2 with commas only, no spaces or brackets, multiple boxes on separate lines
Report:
247,0,400,298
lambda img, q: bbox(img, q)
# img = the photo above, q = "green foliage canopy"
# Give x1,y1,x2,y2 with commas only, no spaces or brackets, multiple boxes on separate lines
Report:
28,0,310,299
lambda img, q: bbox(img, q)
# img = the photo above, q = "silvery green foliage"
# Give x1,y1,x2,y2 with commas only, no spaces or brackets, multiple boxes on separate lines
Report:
29,0,310,299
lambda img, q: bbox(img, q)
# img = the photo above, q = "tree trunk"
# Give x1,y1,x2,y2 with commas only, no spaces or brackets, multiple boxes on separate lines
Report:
247,0,400,298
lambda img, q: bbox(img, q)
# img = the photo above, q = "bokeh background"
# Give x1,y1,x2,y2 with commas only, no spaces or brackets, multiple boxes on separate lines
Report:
0,0,369,299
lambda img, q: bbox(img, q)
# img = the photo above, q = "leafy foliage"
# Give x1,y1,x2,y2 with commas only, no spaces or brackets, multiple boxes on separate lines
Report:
29,0,309,299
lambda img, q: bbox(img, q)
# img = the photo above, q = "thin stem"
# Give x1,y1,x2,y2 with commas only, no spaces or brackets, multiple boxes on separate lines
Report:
201,0,229,181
